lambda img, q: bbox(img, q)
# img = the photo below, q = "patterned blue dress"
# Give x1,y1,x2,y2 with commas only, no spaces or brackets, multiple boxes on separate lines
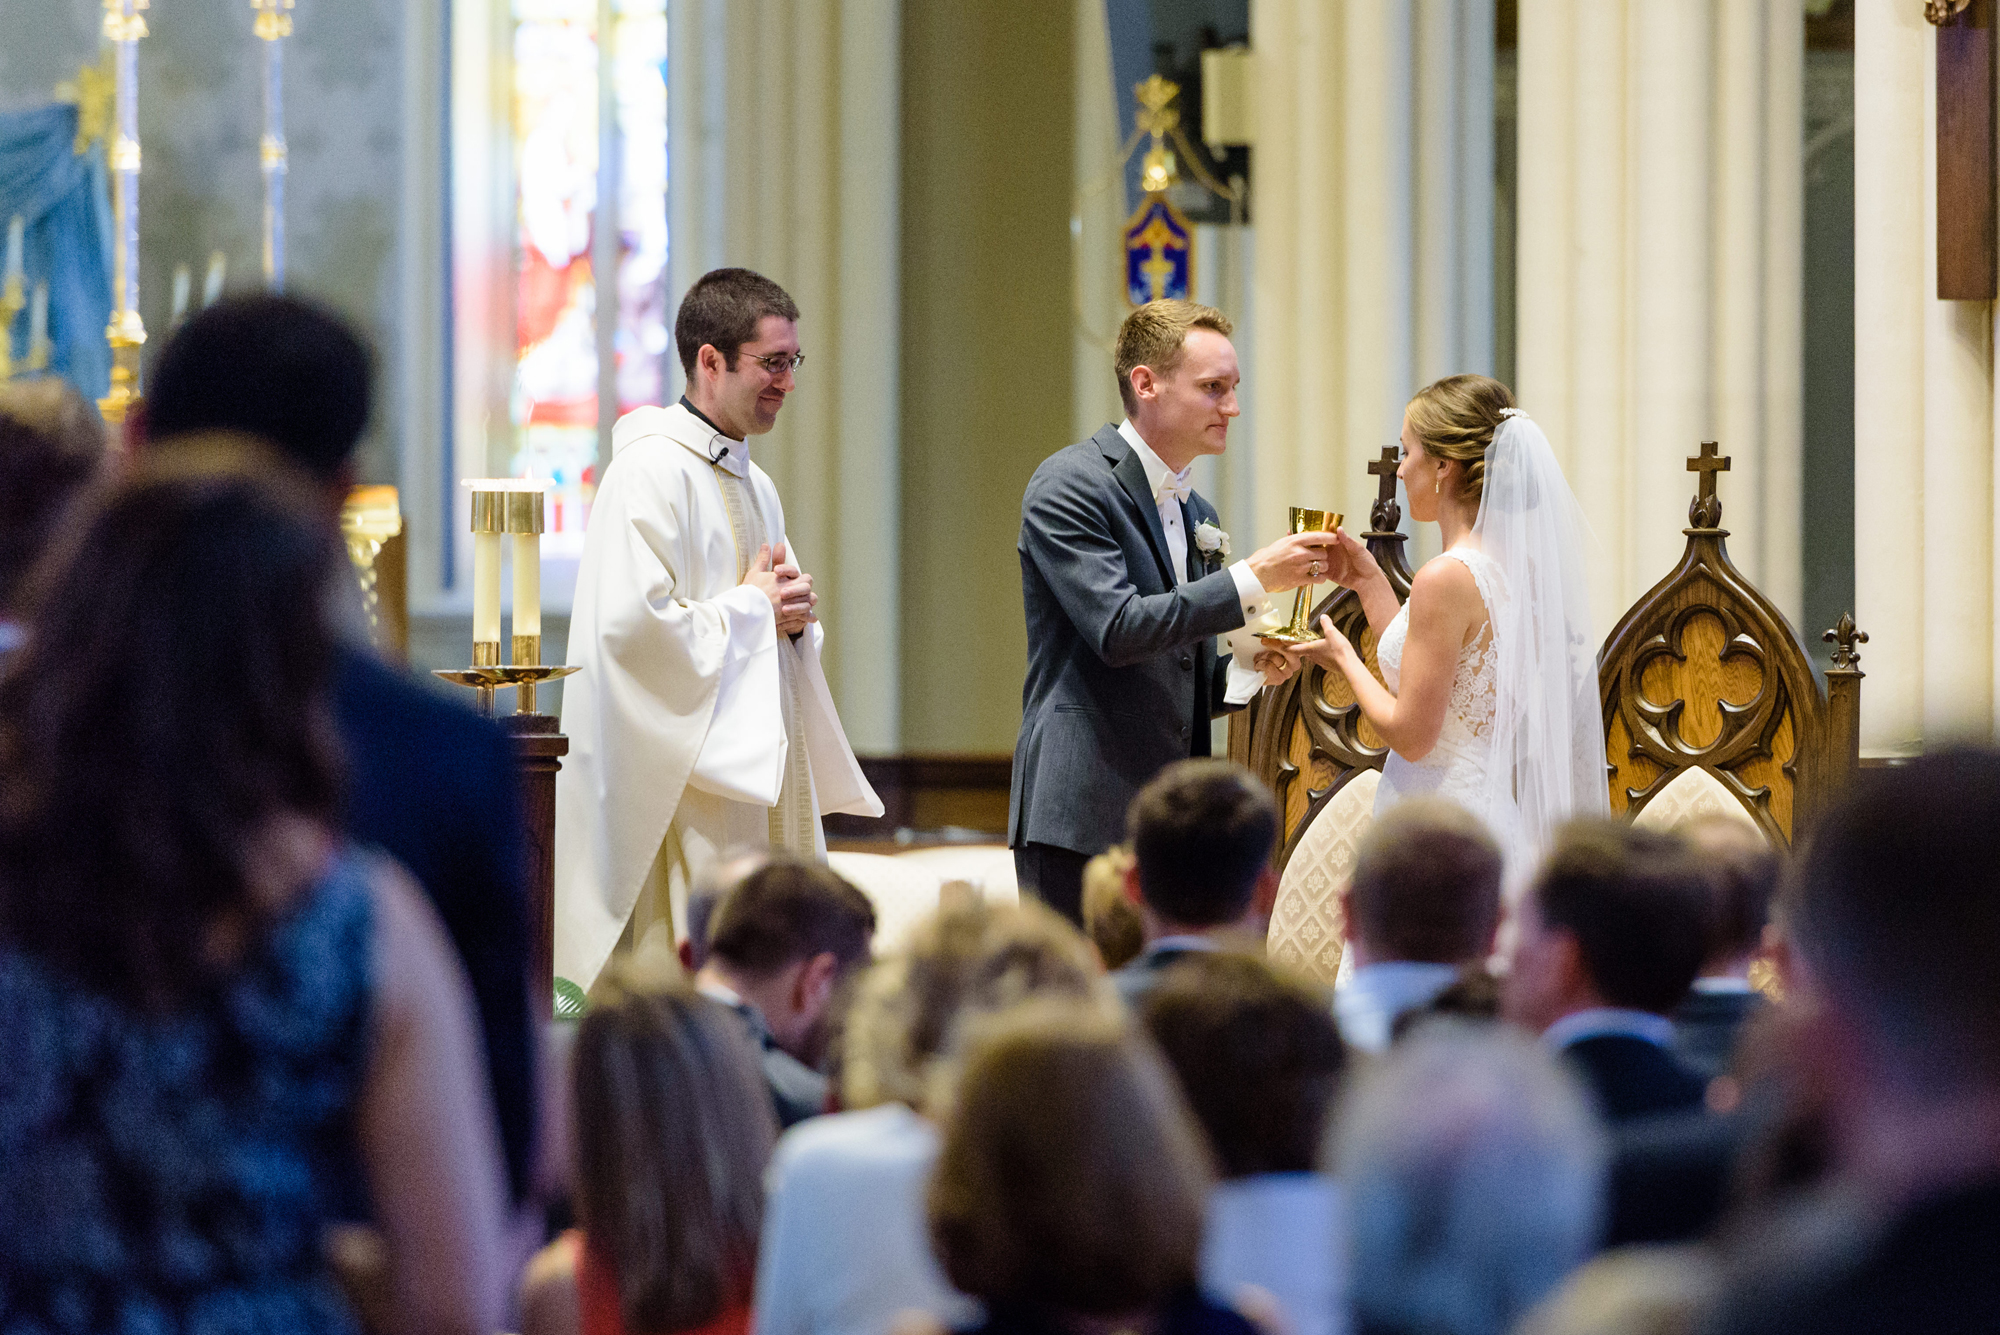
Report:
0,850,375,1335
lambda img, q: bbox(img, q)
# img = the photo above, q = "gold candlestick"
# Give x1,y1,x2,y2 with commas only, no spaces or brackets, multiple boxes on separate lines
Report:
1259,507,1343,645
438,478,576,719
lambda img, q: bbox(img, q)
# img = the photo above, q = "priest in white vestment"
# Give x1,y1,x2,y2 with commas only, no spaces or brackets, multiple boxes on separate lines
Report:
555,269,881,990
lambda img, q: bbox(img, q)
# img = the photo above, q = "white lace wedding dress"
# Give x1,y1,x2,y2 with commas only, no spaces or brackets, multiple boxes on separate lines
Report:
1374,547,1519,867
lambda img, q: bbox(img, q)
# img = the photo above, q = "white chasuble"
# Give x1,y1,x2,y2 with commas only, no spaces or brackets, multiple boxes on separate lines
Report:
553,402,882,989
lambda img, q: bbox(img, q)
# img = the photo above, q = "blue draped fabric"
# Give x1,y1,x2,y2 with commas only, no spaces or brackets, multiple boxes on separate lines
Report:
0,102,113,400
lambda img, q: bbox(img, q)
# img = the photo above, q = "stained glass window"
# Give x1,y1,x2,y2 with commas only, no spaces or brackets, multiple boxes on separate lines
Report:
486,0,667,558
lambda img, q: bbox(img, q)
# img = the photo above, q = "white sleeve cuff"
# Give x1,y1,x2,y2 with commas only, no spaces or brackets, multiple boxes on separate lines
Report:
1229,558,1272,622
1223,656,1265,706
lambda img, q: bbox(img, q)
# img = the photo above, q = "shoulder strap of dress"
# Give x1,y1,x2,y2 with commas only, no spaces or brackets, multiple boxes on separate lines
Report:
1439,547,1504,616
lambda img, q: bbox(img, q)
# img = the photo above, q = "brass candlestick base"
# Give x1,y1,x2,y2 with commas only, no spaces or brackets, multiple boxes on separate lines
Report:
1259,507,1344,645
433,664,581,718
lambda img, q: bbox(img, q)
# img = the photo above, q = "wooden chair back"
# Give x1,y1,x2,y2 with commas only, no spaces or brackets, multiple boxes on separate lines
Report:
1597,443,1865,847
1231,447,1415,866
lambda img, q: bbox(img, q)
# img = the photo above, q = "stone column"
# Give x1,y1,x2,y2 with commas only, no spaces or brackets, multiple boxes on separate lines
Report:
1516,0,1802,636
668,0,901,751
1248,0,1493,551
1853,0,1994,754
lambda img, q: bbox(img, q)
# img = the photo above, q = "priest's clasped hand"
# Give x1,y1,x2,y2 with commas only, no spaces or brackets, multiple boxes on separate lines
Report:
1244,530,1342,592
743,542,818,636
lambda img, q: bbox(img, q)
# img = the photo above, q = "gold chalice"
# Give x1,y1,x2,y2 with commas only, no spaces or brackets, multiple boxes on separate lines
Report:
1259,506,1343,645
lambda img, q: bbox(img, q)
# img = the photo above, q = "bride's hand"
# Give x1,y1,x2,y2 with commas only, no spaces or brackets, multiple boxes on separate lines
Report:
1264,617,1356,673
1321,529,1382,589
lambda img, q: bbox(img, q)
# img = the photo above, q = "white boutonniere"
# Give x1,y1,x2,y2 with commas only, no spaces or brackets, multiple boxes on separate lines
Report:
1193,520,1231,561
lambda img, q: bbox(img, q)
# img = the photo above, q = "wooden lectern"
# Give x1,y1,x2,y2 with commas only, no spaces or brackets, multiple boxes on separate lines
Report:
505,716,566,1018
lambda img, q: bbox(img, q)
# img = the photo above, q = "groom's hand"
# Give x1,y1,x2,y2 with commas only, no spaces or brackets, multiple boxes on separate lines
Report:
1246,531,1341,592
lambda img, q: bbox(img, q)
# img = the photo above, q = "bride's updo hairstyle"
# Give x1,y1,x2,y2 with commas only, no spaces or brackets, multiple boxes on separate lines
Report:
1404,374,1515,504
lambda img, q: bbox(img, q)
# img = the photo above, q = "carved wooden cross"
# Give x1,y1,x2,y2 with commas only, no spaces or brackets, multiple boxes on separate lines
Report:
1368,446,1399,504
1687,440,1730,503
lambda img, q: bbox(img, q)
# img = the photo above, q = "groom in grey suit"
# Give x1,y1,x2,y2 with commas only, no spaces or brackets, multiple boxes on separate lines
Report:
1010,300,1336,922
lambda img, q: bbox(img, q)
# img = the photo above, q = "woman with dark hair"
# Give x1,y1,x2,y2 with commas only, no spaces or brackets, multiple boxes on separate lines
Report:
928,1001,1259,1335
520,960,776,1335
0,449,506,1335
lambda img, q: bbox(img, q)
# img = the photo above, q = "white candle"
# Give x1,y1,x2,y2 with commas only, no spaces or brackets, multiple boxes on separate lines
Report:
3,216,21,286
170,265,190,325
473,531,502,646
512,533,541,639
203,251,226,306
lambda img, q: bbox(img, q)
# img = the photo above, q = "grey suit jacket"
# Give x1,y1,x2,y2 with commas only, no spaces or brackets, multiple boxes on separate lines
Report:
1010,425,1263,857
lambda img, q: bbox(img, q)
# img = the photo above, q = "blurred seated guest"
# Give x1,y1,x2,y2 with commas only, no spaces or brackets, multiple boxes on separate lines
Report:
521,962,777,1335
1672,816,1779,1080
1143,954,1348,1335
1115,759,1280,1007
141,293,538,1208
1335,798,1503,1054
756,901,1104,1335
695,858,877,1127
1503,821,1711,1122
1512,1247,1719,1335
1709,750,2000,1335
1335,1023,1607,1335
0,460,506,1335
1391,966,1503,1043
681,846,771,974
1082,845,1144,970
0,377,108,652
929,1002,1258,1335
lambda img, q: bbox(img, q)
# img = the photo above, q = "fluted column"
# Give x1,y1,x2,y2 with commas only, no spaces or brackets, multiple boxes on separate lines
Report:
1516,0,1802,636
1853,0,1994,754
1249,0,1493,550
667,0,901,751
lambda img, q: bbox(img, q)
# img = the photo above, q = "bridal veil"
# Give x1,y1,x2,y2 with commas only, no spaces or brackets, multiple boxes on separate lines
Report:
1476,409,1610,864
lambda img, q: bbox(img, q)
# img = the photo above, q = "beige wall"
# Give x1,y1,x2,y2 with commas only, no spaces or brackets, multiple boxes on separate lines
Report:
900,0,1076,754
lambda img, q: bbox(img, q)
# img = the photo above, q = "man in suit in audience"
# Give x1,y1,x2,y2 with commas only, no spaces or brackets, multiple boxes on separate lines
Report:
1111,759,1278,1009
1672,816,1778,1079
694,858,876,1127
677,845,768,975
1011,299,1334,924
138,294,539,1210
1334,797,1503,1054
1142,954,1347,1335
1710,750,2000,1334
1503,821,1712,1122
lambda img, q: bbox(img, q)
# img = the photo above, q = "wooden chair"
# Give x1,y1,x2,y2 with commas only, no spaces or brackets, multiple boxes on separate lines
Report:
1232,448,1414,983
1598,442,1865,847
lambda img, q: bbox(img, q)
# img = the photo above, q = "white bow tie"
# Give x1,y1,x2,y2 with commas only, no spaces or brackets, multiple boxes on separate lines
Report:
1156,470,1192,505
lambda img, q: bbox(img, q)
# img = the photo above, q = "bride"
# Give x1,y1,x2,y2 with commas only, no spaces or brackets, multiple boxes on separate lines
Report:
1279,374,1607,878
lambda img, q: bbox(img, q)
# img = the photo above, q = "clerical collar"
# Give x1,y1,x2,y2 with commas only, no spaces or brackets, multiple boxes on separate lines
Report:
679,394,737,442
677,396,749,476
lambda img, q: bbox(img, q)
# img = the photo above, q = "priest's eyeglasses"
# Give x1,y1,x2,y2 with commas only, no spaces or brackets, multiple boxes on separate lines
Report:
747,351,805,375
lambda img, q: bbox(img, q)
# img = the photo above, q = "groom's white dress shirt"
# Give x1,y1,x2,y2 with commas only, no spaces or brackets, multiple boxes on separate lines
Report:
1117,419,1272,705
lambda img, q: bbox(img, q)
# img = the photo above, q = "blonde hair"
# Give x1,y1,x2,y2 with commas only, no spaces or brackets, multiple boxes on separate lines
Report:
928,1001,1216,1315
571,961,777,1334
1081,847,1144,970
1114,299,1235,416
840,899,1104,1113
1404,374,1516,504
